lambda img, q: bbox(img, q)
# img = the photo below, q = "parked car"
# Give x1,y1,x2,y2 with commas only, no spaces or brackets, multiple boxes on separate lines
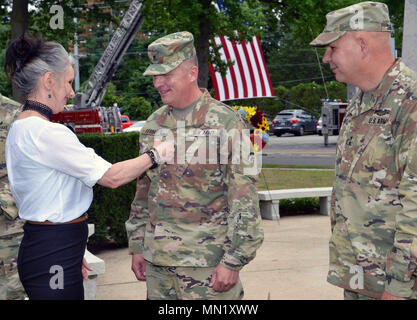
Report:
271,109,317,136
121,115,136,130
123,120,146,133
317,117,323,136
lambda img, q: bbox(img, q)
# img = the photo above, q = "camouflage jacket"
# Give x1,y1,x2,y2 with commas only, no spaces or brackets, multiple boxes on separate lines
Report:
0,94,24,237
125,89,264,271
329,59,417,298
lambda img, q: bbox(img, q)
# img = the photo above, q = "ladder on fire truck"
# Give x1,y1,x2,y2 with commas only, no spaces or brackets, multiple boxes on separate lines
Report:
72,0,145,129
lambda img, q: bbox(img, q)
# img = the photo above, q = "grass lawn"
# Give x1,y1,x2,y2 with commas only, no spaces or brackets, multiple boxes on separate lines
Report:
257,167,335,190
256,166,335,216
261,164,334,170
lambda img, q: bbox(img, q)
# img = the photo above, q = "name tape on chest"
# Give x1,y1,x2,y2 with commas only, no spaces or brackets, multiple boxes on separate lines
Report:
141,128,220,137
368,116,389,125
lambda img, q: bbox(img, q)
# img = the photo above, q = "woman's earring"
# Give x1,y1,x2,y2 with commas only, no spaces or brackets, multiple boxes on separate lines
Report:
48,93,52,99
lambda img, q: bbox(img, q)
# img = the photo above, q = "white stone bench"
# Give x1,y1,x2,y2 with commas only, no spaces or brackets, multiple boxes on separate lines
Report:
83,224,105,300
258,187,332,220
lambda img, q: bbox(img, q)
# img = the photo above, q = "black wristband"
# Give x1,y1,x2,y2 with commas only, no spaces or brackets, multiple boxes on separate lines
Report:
145,150,158,169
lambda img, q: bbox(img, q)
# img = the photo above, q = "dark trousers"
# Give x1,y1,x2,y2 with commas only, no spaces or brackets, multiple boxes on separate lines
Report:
17,220,88,300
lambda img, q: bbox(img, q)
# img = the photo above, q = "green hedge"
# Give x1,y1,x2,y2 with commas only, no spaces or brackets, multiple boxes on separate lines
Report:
279,198,320,216
78,132,139,247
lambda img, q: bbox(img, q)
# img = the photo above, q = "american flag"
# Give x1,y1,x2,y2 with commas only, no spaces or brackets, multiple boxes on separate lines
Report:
209,0,275,101
209,34,275,101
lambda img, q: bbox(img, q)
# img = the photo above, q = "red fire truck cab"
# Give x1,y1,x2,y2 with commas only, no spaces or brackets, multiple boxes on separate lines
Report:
51,106,122,134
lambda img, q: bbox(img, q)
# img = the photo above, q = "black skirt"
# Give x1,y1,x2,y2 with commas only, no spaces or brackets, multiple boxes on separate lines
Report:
17,220,88,300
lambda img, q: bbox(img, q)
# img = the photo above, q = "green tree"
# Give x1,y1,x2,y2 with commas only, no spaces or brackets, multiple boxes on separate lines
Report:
326,80,348,101
289,82,326,117
277,0,404,48
111,35,162,111
228,85,289,119
0,48,12,97
0,0,405,108
141,0,271,88
120,96,153,120
101,82,122,108
266,32,334,88
2,0,85,99
264,0,404,90
228,81,346,120
287,81,347,118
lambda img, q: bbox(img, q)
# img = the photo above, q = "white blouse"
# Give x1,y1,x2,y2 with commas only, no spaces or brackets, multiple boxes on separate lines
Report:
6,117,112,223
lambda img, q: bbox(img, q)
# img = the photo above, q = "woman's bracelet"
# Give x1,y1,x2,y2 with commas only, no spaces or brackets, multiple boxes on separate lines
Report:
151,147,161,164
145,149,158,169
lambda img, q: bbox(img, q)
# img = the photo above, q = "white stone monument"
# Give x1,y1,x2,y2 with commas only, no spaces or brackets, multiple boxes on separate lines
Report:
83,224,106,300
403,0,417,72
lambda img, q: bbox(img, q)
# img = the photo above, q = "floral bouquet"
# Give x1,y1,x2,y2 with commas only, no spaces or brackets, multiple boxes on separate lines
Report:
233,106,270,152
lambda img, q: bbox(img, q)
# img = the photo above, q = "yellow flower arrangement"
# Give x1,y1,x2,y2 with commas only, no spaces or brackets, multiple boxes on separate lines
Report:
232,106,269,133
232,105,270,151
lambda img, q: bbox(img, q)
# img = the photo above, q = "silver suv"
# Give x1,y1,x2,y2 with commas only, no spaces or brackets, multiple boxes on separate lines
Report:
271,109,317,136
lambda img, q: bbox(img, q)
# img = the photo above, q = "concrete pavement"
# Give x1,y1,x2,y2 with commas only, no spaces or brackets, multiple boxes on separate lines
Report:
94,214,343,300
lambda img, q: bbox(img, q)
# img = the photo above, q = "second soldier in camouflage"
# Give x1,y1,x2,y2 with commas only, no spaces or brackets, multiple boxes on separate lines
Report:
311,2,417,299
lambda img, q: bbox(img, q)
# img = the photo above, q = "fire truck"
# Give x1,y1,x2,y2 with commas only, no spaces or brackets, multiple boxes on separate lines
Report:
51,105,122,134
321,99,348,146
51,0,145,134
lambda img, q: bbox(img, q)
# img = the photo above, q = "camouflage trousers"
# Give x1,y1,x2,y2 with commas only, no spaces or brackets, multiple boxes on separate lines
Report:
146,263,244,300
0,232,25,300
344,288,417,300
344,289,375,300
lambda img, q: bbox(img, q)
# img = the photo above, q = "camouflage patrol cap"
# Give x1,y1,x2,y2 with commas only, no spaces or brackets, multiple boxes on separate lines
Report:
143,31,196,76
310,2,391,47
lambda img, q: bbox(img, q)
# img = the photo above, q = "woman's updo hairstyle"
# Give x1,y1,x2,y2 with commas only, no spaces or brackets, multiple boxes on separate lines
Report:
4,32,74,99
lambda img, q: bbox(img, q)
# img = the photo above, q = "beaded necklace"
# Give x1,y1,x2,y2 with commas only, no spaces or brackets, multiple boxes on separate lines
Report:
22,100,53,120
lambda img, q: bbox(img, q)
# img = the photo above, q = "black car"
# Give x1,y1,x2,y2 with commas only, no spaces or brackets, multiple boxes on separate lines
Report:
271,109,317,136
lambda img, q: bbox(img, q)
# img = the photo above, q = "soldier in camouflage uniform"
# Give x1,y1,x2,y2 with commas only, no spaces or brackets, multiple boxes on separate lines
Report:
0,94,25,300
125,31,264,300
311,2,417,300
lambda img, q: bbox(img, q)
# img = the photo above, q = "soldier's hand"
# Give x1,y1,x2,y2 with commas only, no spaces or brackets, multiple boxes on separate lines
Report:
209,264,239,292
381,291,406,300
131,253,147,281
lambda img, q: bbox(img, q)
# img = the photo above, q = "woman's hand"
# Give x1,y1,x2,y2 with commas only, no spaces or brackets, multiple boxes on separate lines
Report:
153,139,175,164
82,258,93,280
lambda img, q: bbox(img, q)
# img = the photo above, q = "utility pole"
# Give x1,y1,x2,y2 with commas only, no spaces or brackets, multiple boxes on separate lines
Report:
74,17,80,91
402,0,417,72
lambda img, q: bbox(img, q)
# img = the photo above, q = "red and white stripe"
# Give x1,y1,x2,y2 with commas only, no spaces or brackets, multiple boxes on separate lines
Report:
209,35,275,101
